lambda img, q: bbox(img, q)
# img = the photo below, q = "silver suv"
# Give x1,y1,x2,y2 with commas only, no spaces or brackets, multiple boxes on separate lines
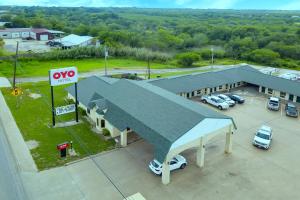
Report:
267,97,280,111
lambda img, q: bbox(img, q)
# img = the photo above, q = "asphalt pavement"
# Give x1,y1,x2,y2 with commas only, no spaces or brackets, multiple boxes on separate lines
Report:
0,117,28,200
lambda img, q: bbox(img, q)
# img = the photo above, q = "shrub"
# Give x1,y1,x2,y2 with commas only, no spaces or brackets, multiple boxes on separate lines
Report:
102,128,110,136
198,48,225,60
244,49,280,65
78,107,87,116
21,46,172,63
176,52,199,67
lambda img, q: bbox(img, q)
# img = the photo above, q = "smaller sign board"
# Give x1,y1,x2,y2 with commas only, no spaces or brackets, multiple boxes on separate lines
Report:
55,104,76,116
49,67,78,86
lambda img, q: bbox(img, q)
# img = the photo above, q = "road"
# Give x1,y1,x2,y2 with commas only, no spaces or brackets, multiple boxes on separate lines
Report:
12,65,232,83
0,120,28,200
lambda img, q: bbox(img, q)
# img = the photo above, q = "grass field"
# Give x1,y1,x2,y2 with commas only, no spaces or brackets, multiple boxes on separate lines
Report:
0,58,175,78
0,57,252,78
1,82,115,170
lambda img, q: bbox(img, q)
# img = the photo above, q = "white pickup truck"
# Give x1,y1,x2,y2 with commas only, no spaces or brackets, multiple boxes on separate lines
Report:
201,95,230,110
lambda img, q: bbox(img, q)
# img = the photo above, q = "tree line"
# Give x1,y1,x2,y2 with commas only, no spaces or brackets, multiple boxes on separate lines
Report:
1,7,300,68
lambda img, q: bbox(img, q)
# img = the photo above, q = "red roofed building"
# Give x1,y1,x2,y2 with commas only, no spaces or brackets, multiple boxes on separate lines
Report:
0,28,55,40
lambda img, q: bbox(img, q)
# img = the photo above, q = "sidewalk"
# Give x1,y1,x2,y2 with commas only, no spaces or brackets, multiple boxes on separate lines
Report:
0,91,37,172
0,90,132,200
0,77,11,88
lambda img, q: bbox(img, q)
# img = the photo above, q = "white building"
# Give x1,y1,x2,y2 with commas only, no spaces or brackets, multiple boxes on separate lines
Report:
0,28,54,40
54,34,93,48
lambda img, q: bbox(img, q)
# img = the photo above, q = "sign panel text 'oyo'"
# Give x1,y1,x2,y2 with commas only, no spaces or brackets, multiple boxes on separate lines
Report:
49,67,78,86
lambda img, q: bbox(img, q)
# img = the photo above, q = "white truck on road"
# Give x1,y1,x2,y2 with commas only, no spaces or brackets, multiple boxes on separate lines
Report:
201,95,230,110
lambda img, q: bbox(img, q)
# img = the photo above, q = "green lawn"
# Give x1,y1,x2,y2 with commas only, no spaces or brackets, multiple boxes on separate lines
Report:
0,58,176,78
148,69,213,79
1,82,115,170
0,57,255,78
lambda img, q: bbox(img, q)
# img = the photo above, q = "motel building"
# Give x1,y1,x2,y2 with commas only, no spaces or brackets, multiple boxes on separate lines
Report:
66,65,300,185
148,65,300,103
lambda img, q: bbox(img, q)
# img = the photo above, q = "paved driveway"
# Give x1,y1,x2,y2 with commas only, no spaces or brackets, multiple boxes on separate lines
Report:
0,121,27,200
88,87,300,200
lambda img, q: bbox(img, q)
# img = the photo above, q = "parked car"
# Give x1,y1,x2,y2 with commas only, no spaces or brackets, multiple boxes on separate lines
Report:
149,155,187,176
217,94,236,107
285,103,298,117
253,125,273,150
267,97,280,111
228,94,245,104
46,40,62,47
201,95,230,110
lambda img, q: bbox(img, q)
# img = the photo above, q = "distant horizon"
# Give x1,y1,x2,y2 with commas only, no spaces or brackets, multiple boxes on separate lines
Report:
0,6,300,12
1,0,300,11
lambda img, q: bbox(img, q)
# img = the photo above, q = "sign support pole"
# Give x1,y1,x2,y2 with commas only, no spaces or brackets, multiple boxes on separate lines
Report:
51,86,55,126
75,83,79,122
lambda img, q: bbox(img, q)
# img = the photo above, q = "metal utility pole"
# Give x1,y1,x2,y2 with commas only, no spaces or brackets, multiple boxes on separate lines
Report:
147,56,151,79
104,46,108,76
13,41,19,90
211,47,214,65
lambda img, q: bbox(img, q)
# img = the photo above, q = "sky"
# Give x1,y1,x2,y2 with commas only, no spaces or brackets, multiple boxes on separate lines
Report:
1,0,300,10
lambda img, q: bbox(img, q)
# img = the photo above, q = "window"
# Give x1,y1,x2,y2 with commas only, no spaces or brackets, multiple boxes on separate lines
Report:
261,86,266,93
87,108,90,114
101,120,105,128
280,92,286,98
170,161,176,165
191,91,195,97
197,90,201,94
225,84,228,89
214,87,217,92
237,82,241,86
210,88,213,93
97,118,99,126
267,88,273,94
297,96,300,103
219,85,223,90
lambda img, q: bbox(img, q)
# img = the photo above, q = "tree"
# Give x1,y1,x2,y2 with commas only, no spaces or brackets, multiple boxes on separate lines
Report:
11,16,28,28
245,49,280,65
176,52,199,67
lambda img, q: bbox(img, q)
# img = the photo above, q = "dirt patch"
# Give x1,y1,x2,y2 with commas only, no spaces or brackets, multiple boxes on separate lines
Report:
26,140,39,150
28,93,42,99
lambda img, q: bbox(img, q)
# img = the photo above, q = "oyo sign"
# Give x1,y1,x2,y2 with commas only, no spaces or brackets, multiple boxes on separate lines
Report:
49,67,78,86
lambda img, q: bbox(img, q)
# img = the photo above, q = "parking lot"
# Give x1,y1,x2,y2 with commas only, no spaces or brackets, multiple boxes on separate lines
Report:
86,86,300,200
3,38,51,53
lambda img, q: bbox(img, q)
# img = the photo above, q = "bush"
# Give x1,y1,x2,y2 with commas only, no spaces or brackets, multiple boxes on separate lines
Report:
198,48,225,60
102,128,110,136
78,107,87,116
244,49,280,65
20,46,172,63
176,52,199,67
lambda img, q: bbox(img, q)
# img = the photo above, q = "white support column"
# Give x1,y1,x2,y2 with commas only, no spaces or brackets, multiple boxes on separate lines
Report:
120,130,128,147
225,125,233,154
162,161,170,185
196,136,206,168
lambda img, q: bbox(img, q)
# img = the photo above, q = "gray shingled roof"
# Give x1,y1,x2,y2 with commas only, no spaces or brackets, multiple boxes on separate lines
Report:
149,65,300,97
66,77,234,162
